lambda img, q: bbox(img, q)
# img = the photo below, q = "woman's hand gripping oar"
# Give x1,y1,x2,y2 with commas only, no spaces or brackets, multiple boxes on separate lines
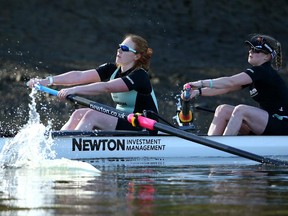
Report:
178,84,193,127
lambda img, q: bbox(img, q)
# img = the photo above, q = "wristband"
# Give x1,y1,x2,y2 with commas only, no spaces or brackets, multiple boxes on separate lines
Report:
47,76,54,86
209,79,213,88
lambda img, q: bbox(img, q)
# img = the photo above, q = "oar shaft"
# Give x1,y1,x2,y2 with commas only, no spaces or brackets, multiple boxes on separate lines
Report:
67,95,129,120
178,84,193,123
34,84,58,96
132,115,288,166
195,106,215,113
153,122,288,166
34,85,129,119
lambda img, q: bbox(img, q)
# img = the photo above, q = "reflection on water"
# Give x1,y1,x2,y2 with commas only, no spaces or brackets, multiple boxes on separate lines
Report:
0,165,100,216
1,159,288,215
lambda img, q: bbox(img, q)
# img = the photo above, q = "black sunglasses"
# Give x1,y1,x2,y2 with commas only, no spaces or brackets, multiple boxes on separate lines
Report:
118,44,137,53
250,47,268,54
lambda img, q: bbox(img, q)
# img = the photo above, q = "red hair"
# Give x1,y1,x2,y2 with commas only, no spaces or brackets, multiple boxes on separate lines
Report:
125,34,153,71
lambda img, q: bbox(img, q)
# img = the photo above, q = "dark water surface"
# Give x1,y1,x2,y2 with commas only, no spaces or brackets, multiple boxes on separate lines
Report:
1,157,288,216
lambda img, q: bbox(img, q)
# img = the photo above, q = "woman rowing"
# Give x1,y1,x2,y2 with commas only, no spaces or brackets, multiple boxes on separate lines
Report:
27,34,158,134
182,34,288,136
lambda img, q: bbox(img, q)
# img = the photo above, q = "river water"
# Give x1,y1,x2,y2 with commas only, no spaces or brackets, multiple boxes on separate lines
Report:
1,158,288,216
1,88,288,216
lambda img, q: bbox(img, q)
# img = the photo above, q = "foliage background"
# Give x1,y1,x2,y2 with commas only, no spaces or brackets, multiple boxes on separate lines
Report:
1,0,288,134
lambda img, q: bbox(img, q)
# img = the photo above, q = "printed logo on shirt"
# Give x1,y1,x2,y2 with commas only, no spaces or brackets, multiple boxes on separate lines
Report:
99,63,108,68
250,88,258,97
126,76,134,85
246,68,254,73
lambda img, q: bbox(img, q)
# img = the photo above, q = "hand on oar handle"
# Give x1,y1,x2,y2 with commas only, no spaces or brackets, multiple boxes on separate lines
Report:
58,88,76,99
26,76,52,88
181,84,200,100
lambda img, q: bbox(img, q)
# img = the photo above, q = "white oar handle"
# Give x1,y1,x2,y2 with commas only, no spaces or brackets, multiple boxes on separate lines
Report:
34,84,58,96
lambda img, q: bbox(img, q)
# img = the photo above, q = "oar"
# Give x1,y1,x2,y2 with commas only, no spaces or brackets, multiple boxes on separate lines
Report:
195,106,215,113
34,84,288,166
178,84,193,123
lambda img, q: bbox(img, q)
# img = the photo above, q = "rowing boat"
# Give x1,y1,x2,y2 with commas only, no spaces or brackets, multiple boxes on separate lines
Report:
1,130,287,161
1,85,287,166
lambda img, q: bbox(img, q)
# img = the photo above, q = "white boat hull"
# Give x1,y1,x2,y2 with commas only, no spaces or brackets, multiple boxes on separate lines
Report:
1,132,287,160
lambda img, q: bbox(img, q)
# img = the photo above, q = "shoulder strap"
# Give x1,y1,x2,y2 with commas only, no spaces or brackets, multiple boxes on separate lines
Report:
110,67,120,80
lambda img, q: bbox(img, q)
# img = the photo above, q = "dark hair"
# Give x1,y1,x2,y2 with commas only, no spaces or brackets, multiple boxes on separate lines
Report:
125,34,153,71
249,34,282,70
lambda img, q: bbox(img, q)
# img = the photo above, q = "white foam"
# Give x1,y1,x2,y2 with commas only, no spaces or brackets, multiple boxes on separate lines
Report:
0,88,101,174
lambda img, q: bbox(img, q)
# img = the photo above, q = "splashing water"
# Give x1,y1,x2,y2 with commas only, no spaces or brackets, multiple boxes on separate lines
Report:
0,88,100,175
0,88,55,168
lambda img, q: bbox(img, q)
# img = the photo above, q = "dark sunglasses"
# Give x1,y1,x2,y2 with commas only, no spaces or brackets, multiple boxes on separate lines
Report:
250,47,268,54
118,44,137,53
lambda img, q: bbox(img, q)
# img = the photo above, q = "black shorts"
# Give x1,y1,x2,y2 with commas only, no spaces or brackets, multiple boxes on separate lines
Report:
263,115,288,135
115,118,158,135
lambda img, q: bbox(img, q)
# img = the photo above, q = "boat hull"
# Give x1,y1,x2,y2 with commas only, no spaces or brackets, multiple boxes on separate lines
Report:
1,132,287,160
